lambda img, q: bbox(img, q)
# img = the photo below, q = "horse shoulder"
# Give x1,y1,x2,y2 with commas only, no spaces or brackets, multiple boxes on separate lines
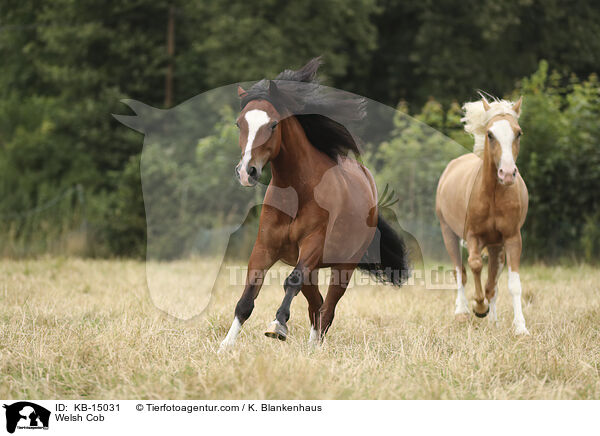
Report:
256,186,297,246
518,175,529,226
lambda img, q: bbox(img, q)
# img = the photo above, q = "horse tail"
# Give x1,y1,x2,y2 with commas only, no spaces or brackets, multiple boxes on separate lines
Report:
357,214,409,287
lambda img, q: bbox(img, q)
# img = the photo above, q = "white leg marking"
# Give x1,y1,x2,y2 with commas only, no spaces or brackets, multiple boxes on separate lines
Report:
455,266,469,314
219,317,242,351
489,285,498,323
270,319,284,329
508,268,529,335
308,326,319,344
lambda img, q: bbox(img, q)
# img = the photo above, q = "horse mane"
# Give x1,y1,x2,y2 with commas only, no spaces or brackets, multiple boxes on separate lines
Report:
461,92,520,157
240,57,366,161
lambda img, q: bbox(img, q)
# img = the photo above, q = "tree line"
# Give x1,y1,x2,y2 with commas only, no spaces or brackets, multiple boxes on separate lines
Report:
0,0,598,261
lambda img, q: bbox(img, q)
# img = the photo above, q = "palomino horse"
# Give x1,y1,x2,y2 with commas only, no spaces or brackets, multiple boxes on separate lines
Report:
219,58,408,350
436,95,529,334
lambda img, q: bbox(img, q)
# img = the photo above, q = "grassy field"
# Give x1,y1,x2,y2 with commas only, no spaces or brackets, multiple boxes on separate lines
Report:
0,257,599,399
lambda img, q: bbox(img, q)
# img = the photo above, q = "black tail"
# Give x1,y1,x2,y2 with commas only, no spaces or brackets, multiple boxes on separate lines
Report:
358,214,409,286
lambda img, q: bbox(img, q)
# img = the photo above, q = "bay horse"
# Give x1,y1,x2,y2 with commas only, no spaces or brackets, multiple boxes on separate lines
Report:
435,95,529,334
219,58,408,350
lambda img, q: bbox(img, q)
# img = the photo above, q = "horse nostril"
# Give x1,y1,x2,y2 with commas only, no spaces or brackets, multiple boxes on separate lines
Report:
248,166,257,179
513,169,517,177
498,168,504,175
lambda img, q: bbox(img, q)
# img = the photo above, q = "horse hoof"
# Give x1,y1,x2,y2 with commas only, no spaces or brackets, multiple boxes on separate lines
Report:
217,343,232,354
514,324,530,335
265,320,287,341
473,306,490,318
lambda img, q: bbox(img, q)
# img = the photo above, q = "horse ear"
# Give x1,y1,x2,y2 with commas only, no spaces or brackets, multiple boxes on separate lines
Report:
512,96,523,117
482,98,491,112
268,80,279,97
237,85,248,98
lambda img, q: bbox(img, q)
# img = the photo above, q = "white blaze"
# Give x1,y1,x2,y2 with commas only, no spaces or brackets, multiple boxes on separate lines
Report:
489,119,515,170
241,109,270,169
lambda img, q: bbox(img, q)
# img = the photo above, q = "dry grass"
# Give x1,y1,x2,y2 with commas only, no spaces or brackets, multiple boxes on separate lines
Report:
0,257,599,399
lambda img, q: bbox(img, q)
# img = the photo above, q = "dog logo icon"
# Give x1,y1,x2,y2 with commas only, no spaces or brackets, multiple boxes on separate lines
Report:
3,402,50,433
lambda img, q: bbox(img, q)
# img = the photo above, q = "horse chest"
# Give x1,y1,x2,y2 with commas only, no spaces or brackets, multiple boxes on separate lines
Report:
276,212,324,265
470,214,501,242
468,199,518,242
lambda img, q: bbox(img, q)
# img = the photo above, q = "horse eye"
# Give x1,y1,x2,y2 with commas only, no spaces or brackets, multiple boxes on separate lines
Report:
270,121,278,130
516,131,522,138
487,132,494,141
235,121,240,128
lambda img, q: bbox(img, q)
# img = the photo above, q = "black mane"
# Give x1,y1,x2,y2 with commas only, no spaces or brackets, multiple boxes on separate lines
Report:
240,57,366,161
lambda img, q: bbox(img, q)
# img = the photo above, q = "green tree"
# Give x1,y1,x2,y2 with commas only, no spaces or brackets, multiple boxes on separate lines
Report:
178,0,378,96
518,61,600,260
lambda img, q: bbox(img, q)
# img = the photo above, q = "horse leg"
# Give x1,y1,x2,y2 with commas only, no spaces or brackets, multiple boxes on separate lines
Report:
318,264,355,341
440,219,468,318
219,242,276,351
505,233,529,335
301,283,323,344
466,235,488,317
485,245,504,324
265,236,322,341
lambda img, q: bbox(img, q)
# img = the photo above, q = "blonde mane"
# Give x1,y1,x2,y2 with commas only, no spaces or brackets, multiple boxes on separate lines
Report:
461,93,520,156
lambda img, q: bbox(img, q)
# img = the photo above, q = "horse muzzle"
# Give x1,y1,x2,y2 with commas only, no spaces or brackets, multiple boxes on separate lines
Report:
236,163,261,187
497,165,518,186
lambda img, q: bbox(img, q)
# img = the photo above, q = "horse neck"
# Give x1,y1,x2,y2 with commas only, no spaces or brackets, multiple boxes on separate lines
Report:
270,116,330,192
479,143,499,196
